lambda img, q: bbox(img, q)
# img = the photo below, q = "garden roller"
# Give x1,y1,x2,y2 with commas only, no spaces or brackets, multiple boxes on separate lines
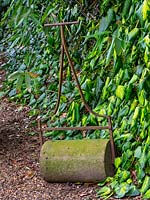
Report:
40,138,114,183
39,21,116,182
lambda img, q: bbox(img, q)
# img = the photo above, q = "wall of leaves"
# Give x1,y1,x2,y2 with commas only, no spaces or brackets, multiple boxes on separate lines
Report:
0,0,150,198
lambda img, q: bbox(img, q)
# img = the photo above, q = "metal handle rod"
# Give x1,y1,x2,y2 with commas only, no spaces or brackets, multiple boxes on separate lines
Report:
38,119,44,147
39,126,110,132
44,21,79,27
108,116,115,164
53,45,64,114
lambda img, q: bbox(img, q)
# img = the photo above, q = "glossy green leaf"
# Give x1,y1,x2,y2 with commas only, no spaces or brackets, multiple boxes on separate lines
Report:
118,105,129,118
134,146,142,158
97,186,111,197
136,4,144,25
141,176,150,194
127,185,140,197
114,182,130,198
114,157,122,168
75,102,80,123
132,106,140,121
130,99,138,113
37,93,46,104
129,74,138,84
99,9,114,33
138,90,146,106
106,37,115,66
116,85,125,100
114,37,122,56
142,0,150,20
98,177,113,187
125,84,133,101
143,189,150,198
136,65,143,76
119,170,130,183
122,0,132,18
128,28,139,41
8,89,17,97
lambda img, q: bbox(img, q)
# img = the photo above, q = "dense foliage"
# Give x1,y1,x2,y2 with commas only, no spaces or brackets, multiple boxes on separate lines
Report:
0,0,150,199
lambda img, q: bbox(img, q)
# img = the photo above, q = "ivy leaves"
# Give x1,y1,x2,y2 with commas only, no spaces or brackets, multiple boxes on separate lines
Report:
1,0,150,199
86,0,150,198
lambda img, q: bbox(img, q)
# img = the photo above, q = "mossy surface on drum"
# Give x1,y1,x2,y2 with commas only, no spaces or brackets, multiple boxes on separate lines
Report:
40,139,114,182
